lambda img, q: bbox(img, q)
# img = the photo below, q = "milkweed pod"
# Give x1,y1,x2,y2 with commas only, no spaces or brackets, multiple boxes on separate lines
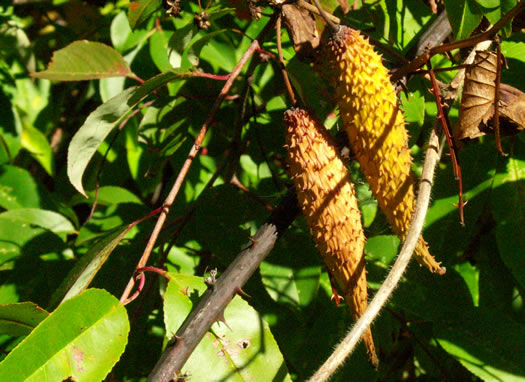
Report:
322,26,445,275
284,107,378,366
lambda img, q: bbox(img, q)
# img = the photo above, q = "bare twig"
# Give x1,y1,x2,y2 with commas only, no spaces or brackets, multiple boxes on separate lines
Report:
393,1,524,82
120,40,261,304
147,189,300,382
494,38,506,156
312,0,339,32
308,123,442,382
297,0,340,25
276,12,297,105
427,61,465,225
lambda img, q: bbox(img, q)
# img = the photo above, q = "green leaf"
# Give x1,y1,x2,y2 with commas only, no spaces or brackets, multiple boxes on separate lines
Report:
0,217,64,265
31,41,132,81
150,29,173,71
435,307,525,381
128,0,162,30
194,184,263,260
0,165,40,210
21,123,54,176
365,235,400,266
168,23,196,70
401,88,425,127
260,262,321,308
0,208,76,234
0,302,49,337
67,71,180,197
491,149,525,290
475,0,500,7
444,0,483,40
0,289,130,382
181,29,229,71
478,0,517,37
48,225,130,309
111,11,149,53
164,274,292,381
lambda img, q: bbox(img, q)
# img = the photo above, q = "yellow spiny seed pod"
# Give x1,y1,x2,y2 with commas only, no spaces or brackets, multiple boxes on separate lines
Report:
284,107,378,366
322,26,445,275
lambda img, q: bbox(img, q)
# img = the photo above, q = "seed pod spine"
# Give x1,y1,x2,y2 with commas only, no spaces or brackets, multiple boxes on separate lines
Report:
284,107,378,366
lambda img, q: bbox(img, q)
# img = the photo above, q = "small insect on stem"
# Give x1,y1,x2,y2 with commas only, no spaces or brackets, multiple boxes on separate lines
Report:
204,268,218,290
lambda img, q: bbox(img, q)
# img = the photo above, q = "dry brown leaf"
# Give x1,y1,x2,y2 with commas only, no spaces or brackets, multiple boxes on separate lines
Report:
457,51,497,139
457,51,525,140
500,83,525,130
282,4,320,60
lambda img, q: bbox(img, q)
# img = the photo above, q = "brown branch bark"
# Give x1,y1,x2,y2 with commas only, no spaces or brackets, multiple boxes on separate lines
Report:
119,40,261,304
147,189,300,382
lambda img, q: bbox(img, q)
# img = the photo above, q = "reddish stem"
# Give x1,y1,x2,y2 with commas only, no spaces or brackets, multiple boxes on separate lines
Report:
427,61,465,225
276,13,297,105
494,39,506,156
120,40,261,304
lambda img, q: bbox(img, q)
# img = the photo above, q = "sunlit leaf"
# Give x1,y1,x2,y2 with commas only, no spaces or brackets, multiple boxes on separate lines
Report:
164,273,292,381
21,123,54,176
0,289,129,382
0,208,76,234
31,41,132,81
128,0,162,30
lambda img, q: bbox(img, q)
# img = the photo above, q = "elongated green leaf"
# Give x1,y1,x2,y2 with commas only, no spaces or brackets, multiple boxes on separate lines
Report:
444,0,483,40
128,0,162,30
0,289,130,382
0,208,76,234
48,225,130,309
31,41,132,81
21,123,54,176
67,71,179,197
491,151,525,290
67,87,138,197
0,302,49,337
164,274,293,381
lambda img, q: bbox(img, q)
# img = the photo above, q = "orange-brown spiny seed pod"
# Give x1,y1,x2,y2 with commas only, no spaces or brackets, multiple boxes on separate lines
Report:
284,107,378,366
322,26,445,275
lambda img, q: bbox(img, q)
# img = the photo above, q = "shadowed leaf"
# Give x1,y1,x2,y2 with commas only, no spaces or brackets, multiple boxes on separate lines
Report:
48,225,130,309
0,302,49,337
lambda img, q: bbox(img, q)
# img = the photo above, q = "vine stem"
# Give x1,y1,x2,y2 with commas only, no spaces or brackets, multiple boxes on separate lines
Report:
307,124,442,382
308,36,498,379
119,40,260,304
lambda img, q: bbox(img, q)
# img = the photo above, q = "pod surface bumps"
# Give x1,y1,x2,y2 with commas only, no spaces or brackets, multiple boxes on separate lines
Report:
323,26,445,275
284,107,378,366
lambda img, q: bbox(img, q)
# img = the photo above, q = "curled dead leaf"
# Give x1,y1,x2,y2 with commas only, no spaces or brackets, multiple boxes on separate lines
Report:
457,51,497,139
282,4,320,60
457,51,525,140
